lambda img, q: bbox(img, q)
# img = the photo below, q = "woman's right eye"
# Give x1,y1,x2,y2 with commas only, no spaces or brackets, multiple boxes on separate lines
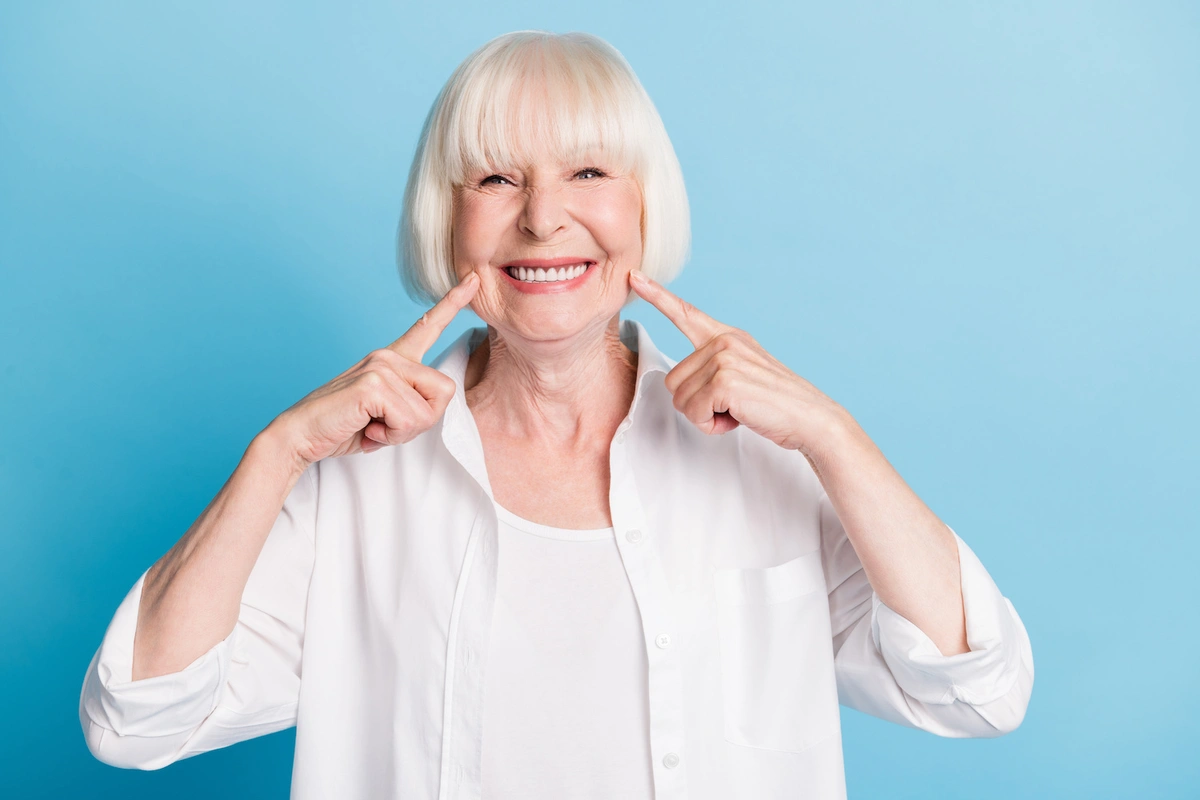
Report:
481,175,510,186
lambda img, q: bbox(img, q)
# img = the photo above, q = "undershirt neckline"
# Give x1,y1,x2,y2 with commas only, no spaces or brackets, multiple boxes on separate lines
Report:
492,501,614,542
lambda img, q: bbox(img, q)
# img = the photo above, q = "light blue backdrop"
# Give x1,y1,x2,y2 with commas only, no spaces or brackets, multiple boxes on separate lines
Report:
2,2,1196,798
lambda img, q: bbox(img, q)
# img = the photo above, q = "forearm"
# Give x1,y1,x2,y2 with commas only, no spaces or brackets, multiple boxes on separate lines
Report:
807,412,969,656
132,424,308,680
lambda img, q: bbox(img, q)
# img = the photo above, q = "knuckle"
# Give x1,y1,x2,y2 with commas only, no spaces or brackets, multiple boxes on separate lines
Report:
386,414,413,438
712,348,737,368
715,330,742,349
358,371,388,392
367,348,398,367
731,327,756,346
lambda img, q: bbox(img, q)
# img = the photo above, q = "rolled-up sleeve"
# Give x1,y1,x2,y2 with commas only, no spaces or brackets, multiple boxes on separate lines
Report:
822,490,1034,737
79,461,319,769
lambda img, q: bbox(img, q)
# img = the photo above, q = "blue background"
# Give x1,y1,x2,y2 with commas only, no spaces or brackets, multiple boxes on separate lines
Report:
2,2,1196,797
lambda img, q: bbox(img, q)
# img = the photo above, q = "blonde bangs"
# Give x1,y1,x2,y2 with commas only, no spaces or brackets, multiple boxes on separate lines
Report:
436,34,647,184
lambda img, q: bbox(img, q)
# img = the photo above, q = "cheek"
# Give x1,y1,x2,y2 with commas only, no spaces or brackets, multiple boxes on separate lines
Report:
452,198,508,264
452,217,484,263
586,190,643,257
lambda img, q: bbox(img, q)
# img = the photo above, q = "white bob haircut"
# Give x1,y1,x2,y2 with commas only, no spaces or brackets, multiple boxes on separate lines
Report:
397,30,691,304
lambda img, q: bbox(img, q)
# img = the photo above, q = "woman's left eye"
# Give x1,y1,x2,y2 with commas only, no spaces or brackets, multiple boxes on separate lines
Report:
576,167,606,179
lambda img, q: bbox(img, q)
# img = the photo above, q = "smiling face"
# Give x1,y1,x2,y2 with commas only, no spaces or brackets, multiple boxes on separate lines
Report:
451,148,643,345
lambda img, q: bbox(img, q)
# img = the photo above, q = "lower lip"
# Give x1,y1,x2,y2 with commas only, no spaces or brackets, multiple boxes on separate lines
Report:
500,264,596,294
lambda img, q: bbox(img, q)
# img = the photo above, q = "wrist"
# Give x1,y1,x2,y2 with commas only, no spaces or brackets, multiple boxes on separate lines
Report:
249,418,312,488
801,405,866,469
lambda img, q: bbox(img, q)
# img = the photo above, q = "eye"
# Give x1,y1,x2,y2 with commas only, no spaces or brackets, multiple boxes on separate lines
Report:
481,174,512,186
576,167,607,179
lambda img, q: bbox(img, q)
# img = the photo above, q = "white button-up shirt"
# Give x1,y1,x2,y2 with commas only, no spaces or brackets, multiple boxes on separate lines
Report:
79,319,1034,799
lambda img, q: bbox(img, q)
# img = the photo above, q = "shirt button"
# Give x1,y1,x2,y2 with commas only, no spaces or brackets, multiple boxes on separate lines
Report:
463,647,473,666
625,528,643,544
655,633,671,649
663,752,680,769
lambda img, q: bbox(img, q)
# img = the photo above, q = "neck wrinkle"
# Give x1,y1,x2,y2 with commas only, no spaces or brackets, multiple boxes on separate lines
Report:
464,315,638,443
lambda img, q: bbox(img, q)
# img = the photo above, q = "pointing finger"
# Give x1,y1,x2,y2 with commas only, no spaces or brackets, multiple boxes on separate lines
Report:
388,272,480,361
628,268,725,348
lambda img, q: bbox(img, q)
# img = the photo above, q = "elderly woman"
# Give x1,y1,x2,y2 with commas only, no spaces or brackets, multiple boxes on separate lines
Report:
80,30,1033,800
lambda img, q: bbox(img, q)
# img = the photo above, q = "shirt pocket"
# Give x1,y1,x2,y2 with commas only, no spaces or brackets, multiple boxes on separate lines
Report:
712,548,840,754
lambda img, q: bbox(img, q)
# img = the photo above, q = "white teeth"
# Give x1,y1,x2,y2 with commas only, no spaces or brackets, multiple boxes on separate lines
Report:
506,263,590,283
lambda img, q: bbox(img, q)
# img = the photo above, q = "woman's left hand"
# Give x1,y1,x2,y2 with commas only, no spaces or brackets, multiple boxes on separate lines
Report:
629,269,854,458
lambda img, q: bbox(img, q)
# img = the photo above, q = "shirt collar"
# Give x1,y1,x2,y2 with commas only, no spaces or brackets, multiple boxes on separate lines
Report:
429,318,676,497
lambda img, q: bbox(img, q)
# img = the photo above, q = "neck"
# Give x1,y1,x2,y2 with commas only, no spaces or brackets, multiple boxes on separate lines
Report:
464,315,638,443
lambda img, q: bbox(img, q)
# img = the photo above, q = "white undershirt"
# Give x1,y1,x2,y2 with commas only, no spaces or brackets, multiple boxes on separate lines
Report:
480,502,654,799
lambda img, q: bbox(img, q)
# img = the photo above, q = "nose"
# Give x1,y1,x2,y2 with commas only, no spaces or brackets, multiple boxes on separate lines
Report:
518,184,569,240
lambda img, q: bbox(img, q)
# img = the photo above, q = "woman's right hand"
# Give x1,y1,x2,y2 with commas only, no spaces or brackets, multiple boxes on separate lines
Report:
268,272,480,469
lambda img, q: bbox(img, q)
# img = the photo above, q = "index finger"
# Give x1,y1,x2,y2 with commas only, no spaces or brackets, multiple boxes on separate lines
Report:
388,271,480,361
628,268,725,348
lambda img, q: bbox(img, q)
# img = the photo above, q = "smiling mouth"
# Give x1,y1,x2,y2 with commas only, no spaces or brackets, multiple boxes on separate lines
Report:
504,263,592,283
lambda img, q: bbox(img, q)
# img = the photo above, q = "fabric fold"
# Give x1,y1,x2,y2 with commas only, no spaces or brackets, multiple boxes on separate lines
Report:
870,527,1025,707
80,570,236,739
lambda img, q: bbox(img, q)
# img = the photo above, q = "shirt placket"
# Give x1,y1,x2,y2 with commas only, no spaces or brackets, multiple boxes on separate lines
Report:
609,411,691,799
436,370,499,800
441,501,497,800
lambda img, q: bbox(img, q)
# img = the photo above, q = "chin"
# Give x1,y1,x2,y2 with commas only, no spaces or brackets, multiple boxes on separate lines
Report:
488,302,623,346
502,314,597,344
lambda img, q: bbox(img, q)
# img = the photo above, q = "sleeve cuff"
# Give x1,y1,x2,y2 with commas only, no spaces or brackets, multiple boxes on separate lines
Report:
870,526,1026,706
80,570,237,738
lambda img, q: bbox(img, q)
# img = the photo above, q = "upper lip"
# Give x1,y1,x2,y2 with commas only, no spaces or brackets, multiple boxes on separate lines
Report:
500,257,596,268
